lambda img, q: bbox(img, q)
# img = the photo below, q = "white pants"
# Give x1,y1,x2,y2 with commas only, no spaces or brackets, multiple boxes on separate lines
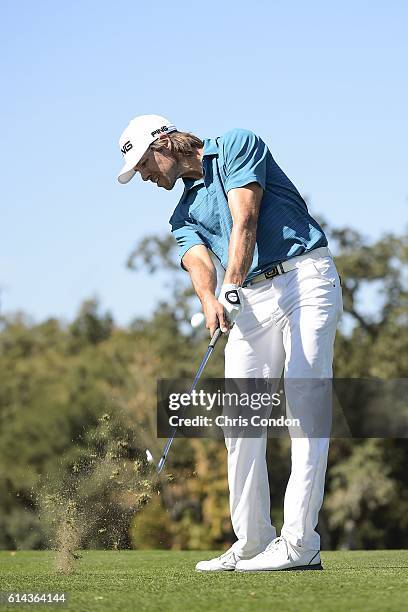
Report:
224,253,343,556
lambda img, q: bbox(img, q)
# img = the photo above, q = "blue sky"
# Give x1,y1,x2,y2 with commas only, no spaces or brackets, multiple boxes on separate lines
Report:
1,0,407,325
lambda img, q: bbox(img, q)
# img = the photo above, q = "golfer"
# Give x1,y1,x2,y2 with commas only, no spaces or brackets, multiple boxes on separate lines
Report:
117,115,343,571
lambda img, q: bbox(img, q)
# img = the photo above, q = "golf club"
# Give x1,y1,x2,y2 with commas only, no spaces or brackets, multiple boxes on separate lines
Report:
156,327,223,474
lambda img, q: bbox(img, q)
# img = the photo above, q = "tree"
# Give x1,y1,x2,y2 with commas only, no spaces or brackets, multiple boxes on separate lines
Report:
0,224,406,551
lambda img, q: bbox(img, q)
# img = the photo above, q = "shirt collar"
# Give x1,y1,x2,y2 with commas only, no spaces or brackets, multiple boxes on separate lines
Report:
202,137,219,157
182,177,204,191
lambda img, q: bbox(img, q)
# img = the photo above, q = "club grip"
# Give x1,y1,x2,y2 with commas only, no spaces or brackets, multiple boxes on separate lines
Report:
209,327,222,348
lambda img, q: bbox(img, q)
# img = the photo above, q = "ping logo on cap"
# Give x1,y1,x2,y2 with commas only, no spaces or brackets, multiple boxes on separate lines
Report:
121,141,133,155
151,125,170,137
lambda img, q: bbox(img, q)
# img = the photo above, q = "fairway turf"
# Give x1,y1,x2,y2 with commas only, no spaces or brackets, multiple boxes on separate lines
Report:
0,550,407,611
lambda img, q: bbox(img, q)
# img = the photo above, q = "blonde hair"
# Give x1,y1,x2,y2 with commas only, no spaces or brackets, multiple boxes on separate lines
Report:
150,131,203,158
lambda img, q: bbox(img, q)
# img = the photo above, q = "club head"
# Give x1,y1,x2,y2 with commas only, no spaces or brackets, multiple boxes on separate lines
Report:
157,455,167,474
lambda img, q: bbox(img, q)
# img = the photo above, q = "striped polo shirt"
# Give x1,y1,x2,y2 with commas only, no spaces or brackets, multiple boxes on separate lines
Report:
169,128,327,283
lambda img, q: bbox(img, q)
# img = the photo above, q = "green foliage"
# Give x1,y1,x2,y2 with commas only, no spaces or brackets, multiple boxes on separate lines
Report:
325,439,399,549
332,229,408,376
130,496,172,549
69,299,113,348
0,225,407,551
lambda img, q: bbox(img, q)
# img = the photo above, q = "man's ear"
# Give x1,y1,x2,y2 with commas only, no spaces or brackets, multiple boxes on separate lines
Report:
159,134,172,150
158,135,173,152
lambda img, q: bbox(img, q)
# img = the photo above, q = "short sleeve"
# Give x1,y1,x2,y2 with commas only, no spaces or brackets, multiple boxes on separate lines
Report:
222,129,267,193
171,224,205,269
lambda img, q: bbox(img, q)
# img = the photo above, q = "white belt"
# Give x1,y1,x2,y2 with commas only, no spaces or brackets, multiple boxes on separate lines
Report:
244,247,332,287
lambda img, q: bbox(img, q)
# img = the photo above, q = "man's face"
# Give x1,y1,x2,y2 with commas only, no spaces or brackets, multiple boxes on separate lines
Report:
133,141,178,190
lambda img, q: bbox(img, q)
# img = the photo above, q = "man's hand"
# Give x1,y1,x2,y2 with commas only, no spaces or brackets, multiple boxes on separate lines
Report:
218,283,243,329
201,294,231,336
201,284,243,336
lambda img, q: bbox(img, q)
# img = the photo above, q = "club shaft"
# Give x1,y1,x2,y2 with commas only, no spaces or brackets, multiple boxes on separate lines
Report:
157,328,222,473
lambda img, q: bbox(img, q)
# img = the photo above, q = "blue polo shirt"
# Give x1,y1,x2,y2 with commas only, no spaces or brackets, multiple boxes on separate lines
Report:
169,129,327,283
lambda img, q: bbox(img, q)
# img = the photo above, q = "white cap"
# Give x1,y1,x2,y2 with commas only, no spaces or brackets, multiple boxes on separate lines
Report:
117,114,177,184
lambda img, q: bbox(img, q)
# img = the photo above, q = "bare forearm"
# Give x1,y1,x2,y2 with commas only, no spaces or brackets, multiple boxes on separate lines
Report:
182,245,229,334
187,257,217,303
224,184,263,286
224,220,258,285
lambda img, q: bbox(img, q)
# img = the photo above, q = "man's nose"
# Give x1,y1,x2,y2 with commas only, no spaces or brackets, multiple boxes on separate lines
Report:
133,165,147,181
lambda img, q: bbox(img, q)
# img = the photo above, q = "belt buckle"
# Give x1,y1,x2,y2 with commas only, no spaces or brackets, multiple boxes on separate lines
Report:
264,266,279,279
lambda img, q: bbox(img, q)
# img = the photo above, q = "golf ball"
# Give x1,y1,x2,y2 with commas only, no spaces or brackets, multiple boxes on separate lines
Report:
145,449,153,463
190,312,205,329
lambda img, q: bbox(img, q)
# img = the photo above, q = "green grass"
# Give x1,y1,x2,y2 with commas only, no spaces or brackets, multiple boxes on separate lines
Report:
0,550,407,612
